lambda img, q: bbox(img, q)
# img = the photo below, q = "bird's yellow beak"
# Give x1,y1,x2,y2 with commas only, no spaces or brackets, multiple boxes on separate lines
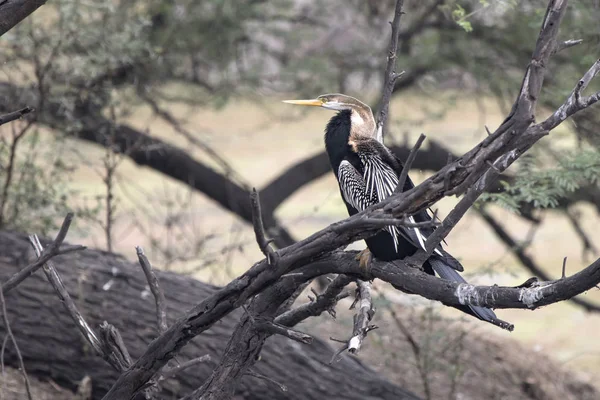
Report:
282,98,324,107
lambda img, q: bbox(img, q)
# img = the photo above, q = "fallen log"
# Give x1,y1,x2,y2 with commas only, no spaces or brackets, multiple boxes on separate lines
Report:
0,231,418,399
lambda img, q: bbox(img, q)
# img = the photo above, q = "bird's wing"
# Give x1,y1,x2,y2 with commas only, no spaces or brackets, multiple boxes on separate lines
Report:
356,148,446,257
338,160,373,212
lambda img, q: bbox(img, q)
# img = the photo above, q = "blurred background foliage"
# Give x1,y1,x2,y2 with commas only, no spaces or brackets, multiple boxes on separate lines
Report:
1,0,600,395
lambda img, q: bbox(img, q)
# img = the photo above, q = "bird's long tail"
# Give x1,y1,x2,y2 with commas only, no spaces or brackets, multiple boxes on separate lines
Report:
429,257,514,331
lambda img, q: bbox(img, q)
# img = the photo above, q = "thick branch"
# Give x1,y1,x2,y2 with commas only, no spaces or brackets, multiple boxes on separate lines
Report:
478,208,600,313
0,0,46,37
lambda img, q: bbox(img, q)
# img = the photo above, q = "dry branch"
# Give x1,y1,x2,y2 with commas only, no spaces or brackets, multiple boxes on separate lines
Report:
0,106,33,126
348,280,376,354
478,208,600,313
376,0,406,142
1,213,84,294
250,189,278,265
275,274,353,326
136,246,168,334
395,133,426,194
0,0,46,37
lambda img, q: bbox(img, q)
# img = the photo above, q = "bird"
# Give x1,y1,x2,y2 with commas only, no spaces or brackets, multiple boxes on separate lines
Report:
283,93,513,331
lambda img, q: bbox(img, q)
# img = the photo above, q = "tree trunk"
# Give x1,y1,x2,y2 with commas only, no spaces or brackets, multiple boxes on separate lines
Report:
0,231,418,400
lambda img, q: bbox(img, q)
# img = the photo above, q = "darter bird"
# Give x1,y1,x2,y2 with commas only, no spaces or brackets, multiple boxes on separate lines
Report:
283,93,513,331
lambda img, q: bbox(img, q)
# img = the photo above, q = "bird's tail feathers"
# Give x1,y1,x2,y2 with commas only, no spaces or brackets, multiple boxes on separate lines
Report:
429,258,514,331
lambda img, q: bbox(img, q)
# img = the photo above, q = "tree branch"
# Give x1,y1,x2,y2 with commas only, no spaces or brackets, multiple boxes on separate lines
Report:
250,189,278,265
136,246,168,334
0,106,33,126
478,208,600,313
347,280,376,354
375,0,406,142
0,0,46,37
1,213,85,294
395,133,426,194
275,274,353,326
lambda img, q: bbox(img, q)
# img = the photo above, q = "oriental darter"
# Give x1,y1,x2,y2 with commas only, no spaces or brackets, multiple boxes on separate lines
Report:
284,94,512,330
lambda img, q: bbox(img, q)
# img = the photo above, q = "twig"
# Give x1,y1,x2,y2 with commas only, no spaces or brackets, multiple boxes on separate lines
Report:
136,246,168,334
29,235,104,353
276,275,353,326
0,107,33,127
250,189,278,265
329,279,377,363
28,235,141,374
553,38,583,54
329,344,348,364
395,133,426,193
255,320,312,344
99,322,133,371
562,257,567,279
160,355,211,381
333,215,439,234
347,280,376,354
245,370,287,392
0,283,32,400
375,0,406,142
1,213,83,294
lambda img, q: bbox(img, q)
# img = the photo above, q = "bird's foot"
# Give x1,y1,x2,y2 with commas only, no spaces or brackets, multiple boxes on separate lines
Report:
355,248,373,271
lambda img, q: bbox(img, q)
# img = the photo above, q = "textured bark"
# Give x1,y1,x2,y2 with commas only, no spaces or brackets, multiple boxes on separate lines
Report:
0,231,417,400
0,0,47,37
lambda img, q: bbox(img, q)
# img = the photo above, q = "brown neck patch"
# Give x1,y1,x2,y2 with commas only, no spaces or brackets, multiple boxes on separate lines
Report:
349,107,376,141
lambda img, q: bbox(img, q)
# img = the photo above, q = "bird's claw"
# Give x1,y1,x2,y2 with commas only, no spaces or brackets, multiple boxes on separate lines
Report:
355,248,373,271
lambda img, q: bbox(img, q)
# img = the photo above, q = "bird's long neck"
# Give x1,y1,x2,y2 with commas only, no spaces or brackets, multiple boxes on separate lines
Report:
324,110,352,172
349,106,375,140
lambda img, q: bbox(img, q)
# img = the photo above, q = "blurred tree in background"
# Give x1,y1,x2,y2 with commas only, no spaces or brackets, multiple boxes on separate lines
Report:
1,1,600,399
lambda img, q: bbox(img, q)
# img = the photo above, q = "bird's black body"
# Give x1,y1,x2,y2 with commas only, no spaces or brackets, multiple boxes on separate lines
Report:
324,110,510,329
325,110,420,262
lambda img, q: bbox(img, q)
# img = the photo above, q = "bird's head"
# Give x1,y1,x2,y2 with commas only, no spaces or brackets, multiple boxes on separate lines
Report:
283,93,375,138
283,93,369,112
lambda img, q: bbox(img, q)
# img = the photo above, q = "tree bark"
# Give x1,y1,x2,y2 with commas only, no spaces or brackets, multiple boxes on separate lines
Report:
0,0,47,37
0,231,417,400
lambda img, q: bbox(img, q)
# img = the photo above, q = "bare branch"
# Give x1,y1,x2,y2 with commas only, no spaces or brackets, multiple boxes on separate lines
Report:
161,355,211,381
2,213,81,294
347,280,376,354
395,133,426,194
553,38,583,54
375,0,406,142
27,234,141,375
275,274,353,326
478,209,600,313
255,320,312,344
0,0,46,37
0,107,33,126
245,370,287,393
250,189,278,265
28,235,104,353
542,59,600,131
136,246,168,334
